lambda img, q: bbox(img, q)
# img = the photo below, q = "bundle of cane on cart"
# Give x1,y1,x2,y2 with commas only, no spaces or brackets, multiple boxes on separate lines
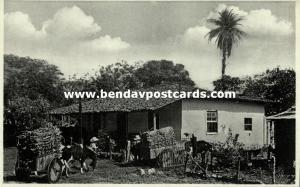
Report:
15,123,63,183
139,127,186,168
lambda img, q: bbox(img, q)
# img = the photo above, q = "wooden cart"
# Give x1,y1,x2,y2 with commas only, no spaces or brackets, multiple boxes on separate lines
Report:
15,141,62,183
140,139,187,168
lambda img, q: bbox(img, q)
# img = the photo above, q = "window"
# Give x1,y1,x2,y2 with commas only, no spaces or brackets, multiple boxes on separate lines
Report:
207,111,218,133
244,118,252,131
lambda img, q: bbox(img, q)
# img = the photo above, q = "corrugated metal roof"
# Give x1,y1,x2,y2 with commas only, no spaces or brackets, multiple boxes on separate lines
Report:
49,84,272,115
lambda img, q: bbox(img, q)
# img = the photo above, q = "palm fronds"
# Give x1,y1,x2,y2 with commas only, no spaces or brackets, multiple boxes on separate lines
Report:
206,8,246,76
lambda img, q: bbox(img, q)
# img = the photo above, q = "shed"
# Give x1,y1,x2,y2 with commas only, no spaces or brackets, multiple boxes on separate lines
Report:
266,106,295,166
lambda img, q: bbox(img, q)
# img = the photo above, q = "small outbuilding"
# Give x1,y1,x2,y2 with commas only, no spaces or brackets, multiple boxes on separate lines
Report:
266,106,295,166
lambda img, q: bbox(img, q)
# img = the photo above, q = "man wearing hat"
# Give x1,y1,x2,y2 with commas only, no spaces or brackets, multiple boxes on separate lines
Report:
88,137,99,152
131,135,141,161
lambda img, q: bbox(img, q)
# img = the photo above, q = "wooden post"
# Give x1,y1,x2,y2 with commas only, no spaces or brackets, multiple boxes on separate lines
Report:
236,156,241,181
153,113,157,130
109,137,113,160
272,156,276,184
191,134,197,158
204,151,210,178
126,140,131,162
79,97,83,144
125,112,128,139
259,167,262,181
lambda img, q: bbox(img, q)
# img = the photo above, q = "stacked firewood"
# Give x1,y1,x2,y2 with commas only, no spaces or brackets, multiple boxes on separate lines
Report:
17,123,62,158
141,127,176,149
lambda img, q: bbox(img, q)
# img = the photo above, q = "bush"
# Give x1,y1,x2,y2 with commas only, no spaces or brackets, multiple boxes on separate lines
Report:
211,132,244,169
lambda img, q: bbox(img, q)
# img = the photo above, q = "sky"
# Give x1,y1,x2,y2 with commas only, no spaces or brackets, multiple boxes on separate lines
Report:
4,1,295,89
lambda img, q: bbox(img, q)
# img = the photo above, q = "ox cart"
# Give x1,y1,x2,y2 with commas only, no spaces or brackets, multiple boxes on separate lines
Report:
139,128,213,177
139,127,187,168
15,151,62,183
15,124,63,183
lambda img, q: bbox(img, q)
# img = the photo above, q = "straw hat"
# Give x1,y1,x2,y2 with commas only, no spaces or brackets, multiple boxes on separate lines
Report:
90,137,99,143
134,135,141,141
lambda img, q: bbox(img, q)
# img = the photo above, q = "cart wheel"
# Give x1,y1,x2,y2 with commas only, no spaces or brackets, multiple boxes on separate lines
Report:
47,158,62,183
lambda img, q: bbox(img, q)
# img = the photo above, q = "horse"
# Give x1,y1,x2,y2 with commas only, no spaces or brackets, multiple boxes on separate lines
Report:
61,143,97,177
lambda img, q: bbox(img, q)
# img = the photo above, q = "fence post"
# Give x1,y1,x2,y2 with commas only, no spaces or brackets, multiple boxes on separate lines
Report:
272,156,276,184
236,156,241,181
126,140,131,162
191,134,197,158
109,137,112,160
259,167,262,180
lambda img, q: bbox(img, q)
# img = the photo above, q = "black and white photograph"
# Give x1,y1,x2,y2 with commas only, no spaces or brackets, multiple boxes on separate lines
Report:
2,0,297,184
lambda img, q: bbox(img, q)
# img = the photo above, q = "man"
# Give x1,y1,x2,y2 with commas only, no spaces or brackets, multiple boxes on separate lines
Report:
131,135,141,161
88,137,99,152
86,137,99,169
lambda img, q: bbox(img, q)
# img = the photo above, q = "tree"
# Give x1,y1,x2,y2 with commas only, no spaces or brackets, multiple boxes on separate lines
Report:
134,60,195,88
206,9,246,77
213,75,244,92
243,68,295,115
90,60,142,91
4,54,65,145
4,54,65,107
212,68,295,115
79,59,195,92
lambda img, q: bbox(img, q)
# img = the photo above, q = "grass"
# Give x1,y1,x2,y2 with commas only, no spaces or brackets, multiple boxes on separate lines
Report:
3,147,294,184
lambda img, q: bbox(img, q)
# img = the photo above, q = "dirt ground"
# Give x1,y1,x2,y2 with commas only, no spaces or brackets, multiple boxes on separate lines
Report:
3,147,294,184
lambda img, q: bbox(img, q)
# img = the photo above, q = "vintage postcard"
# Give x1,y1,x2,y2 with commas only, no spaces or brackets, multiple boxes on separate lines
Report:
2,0,298,185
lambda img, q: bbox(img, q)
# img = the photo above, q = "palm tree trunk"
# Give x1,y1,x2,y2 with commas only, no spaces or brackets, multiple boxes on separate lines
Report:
221,50,226,77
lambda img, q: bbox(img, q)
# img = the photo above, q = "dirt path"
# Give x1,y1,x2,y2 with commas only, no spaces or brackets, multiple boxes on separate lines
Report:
3,147,218,183
3,147,293,184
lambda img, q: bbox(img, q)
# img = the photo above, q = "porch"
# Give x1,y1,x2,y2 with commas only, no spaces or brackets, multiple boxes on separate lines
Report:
50,100,182,149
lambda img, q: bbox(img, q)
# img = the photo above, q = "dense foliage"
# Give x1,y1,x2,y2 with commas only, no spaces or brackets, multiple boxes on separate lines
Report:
243,68,295,115
213,75,244,92
91,61,142,91
6,97,51,131
213,68,295,115
4,54,65,107
212,132,244,169
134,60,195,88
4,54,195,132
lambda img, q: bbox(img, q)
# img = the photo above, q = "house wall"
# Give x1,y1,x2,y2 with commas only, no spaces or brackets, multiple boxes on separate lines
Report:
128,111,148,134
104,112,118,132
82,114,93,136
158,101,182,140
181,99,266,146
125,101,183,139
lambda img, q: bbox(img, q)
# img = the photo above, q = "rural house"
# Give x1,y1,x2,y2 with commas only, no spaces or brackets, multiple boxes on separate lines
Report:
50,84,270,149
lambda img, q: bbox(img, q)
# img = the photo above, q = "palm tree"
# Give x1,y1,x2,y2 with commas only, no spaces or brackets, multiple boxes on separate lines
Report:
206,9,246,77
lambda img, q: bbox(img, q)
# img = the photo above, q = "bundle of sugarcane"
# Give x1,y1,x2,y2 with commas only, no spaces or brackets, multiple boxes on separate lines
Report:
141,127,175,149
17,123,62,158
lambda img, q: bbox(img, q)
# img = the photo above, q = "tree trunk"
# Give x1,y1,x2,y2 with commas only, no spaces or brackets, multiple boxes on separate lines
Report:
221,50,226,77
